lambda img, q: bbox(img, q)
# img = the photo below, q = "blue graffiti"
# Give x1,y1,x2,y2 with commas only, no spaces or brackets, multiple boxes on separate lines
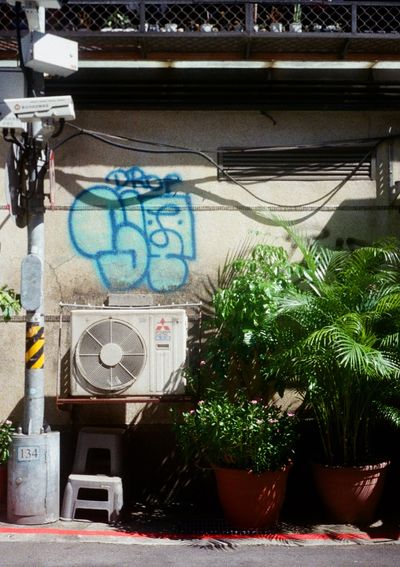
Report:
68,166,196,292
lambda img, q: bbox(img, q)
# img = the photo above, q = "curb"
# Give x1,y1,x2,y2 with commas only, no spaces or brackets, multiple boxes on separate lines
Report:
0,525,399,546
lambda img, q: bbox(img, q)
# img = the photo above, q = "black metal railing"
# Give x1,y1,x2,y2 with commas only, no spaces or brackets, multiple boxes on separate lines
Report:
0,1,399,36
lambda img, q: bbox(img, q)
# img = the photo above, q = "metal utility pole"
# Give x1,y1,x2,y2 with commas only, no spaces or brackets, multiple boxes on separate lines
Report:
6,2,59,525
2,0,76,524
22,60,46,436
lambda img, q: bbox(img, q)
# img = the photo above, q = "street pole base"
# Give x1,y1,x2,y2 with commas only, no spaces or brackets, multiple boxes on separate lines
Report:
7,431,60,525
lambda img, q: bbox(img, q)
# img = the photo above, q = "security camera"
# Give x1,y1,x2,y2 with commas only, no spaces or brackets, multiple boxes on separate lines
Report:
6,1,64,9
22,32,78,77
5,96,75,122
0,103,27,133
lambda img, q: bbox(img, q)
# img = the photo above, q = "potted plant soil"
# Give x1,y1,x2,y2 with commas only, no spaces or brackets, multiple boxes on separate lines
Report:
269,234,400,524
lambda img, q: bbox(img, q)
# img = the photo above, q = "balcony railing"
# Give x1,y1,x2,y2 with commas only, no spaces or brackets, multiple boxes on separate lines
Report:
0,1,399,37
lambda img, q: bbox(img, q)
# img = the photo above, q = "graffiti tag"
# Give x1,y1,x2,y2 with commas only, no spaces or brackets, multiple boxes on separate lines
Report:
68,166,196,292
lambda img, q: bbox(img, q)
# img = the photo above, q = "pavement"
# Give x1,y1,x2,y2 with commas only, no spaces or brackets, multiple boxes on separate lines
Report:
0,502,399,547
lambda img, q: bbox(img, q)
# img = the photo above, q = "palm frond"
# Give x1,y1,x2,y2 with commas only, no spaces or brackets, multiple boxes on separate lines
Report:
373,401,400,428
380,332,400,349
374,291,400,315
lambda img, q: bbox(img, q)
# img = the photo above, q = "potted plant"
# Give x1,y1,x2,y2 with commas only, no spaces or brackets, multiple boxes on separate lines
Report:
175,395,298,528
101,10,133,32
200,243,297,401
268,235,400,523
269,7,284,33
289,4,302,33
0,419,14,507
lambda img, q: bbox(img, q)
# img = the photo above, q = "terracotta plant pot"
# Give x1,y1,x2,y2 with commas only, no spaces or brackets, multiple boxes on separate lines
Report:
312,461,390,524
0,464,7,507
214,465,291,529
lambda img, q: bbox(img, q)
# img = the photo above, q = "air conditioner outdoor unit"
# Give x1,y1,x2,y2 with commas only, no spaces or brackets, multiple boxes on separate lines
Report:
69,309,188,397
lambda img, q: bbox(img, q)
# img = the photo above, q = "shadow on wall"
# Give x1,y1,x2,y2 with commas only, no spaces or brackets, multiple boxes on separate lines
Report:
125,403,219,511
308,198,400,249
52,137,398,296
57,158,399,234
7,395,70,433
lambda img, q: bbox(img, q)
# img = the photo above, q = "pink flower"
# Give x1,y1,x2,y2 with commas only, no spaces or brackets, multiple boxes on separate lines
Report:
250,400,258,405
198,400,205,405
189,410,196,415
199,360,206,367
287,412,295,417
268,418,278,424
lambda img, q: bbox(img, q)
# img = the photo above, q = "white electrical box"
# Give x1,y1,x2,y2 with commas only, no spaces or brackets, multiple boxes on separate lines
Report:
22,32,78,77
69,309,188,397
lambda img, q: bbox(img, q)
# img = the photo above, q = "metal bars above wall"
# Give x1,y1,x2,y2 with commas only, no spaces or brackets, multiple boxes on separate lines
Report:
1,1,400,36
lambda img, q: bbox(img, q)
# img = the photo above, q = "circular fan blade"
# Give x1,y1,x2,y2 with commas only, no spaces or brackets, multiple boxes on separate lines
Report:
75,317,146,394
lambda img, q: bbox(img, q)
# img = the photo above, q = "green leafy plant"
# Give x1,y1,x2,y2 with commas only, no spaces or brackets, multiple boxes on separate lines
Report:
0,285,20,321
202,244,299,400
292,4,302,24
0,419,14,465
175,396,298,474
268,235,400,466
105,10,132,29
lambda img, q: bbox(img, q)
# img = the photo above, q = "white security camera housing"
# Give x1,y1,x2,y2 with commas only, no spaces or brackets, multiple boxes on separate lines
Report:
6,1,63,9
0,103,27,133
22,32,78,77
5,96,75,122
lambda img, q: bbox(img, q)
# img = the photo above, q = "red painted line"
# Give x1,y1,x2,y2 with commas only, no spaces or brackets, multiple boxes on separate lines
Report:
0,527,398,542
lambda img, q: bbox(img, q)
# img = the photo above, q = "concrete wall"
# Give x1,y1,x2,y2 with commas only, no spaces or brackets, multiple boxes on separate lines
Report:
1,109,400,430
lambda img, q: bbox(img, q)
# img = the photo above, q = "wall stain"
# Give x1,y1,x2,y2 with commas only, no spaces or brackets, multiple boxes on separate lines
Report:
68,166,196,292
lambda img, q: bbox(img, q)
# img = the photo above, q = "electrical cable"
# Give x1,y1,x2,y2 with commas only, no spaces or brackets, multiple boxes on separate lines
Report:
52,124,388,209
69,125,202,153
64,121,390,155
7,4,400,209
59,124,214,157
14,2,27,73
51,118,65,139
10,131,25,150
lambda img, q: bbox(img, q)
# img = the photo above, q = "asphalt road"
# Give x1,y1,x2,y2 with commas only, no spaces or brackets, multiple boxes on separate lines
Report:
0,541,398,566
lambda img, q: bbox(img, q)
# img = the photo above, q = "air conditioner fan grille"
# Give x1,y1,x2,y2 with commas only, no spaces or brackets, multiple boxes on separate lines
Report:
75,318,146,393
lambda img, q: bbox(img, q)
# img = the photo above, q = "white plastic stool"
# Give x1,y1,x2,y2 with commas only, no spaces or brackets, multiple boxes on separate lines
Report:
72,427,125,476
61,474,123,522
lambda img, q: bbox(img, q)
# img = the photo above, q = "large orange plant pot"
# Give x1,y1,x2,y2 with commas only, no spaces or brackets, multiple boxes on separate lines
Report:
214,465,291,529
312,461,389,524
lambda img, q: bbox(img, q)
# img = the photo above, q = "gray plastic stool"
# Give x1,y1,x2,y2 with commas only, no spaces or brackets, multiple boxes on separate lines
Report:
72,427,125,476
61,474,123,522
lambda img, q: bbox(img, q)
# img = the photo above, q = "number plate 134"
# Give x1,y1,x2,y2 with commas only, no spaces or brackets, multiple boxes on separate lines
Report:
17,446,40,461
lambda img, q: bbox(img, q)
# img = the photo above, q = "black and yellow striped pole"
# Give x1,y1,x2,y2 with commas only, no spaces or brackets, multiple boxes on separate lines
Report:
25,323,44,371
